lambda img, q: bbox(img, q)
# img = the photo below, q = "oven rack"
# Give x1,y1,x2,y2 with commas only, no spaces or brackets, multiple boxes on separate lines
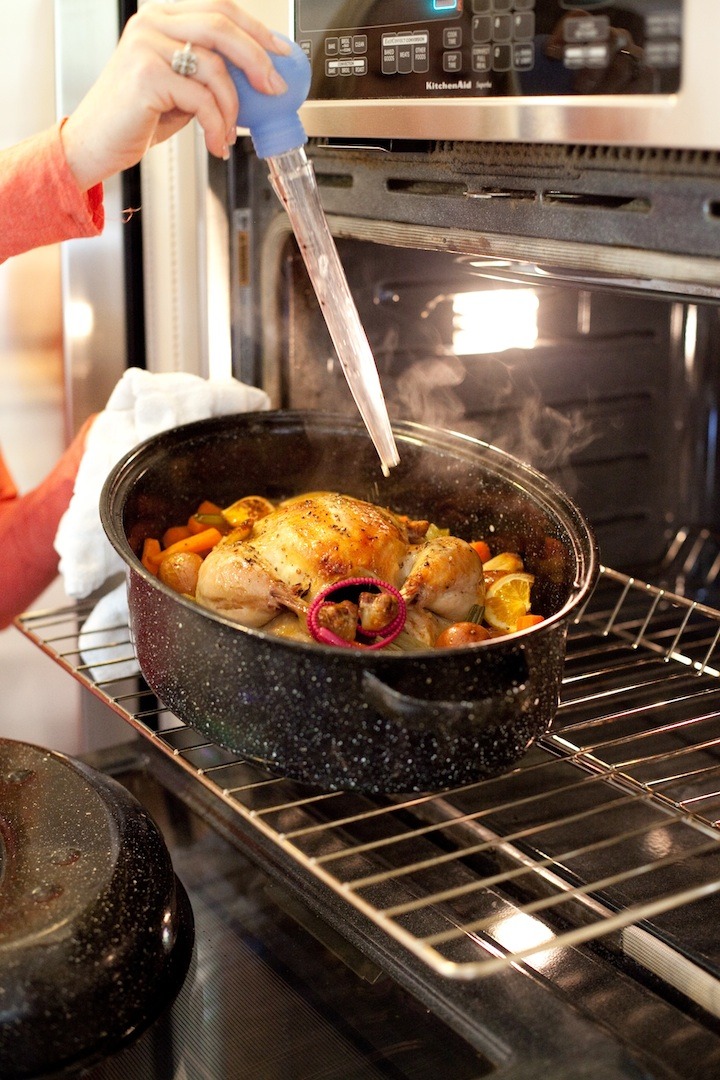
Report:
16,565,720,993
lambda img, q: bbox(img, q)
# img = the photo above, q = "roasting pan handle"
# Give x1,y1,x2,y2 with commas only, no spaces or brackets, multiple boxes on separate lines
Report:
361,664,531,727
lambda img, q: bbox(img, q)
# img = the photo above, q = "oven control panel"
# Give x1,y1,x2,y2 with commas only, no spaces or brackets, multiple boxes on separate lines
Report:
296,0,682,99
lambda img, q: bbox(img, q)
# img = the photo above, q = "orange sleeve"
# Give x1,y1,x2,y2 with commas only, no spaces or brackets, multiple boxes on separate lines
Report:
0,415,96,629
0,121,104,262
0,451,18,503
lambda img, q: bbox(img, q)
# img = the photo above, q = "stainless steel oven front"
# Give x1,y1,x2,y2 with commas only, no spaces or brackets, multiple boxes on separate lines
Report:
295,0,715,151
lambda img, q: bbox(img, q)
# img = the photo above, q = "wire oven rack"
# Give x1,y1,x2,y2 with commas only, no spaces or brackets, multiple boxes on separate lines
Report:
16,565,720,1001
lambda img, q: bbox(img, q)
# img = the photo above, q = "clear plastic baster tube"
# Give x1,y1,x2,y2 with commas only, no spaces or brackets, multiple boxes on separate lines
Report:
266,147,399,476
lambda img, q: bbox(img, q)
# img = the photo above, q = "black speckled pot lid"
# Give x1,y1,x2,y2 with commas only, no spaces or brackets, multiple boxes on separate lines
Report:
0,739,194,1079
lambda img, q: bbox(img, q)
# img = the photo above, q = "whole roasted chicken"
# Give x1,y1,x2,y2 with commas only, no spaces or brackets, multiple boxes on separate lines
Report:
194,491,486,642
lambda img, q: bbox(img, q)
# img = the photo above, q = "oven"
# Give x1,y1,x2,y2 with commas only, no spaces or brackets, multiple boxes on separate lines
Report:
15,0,720,1076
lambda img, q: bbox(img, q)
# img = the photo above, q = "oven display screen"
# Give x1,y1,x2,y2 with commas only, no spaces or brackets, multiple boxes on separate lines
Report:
297,1,462,33
296,0,682,99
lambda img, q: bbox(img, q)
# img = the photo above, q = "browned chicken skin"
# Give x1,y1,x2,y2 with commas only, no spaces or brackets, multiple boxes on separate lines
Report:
401,535,486,620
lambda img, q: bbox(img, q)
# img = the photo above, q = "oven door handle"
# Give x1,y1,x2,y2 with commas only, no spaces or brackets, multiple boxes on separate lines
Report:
361,663,532,727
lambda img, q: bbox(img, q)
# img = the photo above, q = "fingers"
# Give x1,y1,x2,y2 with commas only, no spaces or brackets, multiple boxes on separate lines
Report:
142,0,290,97
166,42,243,154
132,1,292,158
63,0,293,189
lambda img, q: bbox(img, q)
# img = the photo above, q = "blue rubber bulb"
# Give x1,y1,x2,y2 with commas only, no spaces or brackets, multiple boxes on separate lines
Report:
226,36,311,159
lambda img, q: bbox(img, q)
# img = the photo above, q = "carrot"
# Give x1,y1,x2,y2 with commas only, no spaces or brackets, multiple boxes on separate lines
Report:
187,499,223,534
162,524,192,548
471,539,492,563
196,499,222,515
141,537,162,574
516,614,544,630
157,527,223,562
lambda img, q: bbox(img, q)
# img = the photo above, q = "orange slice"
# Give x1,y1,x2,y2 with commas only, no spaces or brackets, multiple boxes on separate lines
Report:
222,495,275,529
483,552,524,573
484,571,535,632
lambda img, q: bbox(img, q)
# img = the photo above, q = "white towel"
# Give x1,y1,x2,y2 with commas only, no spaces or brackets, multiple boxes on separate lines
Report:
55,367,270,599
77,582,140,683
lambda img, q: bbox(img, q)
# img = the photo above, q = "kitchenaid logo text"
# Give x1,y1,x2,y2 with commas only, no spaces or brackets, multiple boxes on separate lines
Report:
426,80,472,90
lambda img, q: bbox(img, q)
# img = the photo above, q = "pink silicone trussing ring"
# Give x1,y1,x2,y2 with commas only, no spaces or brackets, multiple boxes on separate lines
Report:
306,577,407,650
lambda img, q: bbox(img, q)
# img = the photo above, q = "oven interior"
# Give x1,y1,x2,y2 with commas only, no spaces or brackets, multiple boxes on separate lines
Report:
16,137,720,1078
231,138,720,585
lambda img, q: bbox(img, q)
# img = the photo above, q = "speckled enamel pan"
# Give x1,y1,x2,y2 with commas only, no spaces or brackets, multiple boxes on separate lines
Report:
101,411,598,794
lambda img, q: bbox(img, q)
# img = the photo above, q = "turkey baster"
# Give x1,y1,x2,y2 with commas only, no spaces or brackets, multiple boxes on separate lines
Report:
226,39,399,477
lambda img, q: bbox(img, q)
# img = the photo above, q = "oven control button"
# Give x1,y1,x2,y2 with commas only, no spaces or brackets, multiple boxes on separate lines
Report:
414,43,429,72
513,43,535,71
353,35,368,54
514,12,535,40
444,27,462,49
564,43,610,69
443,51,463,72
398,45,413,74
492,44,512,71
646,12,682,39
325,37,339,56
472,44,492,72
382,46,397,75
645,40,681,68
564,14,611,43
327,57,367,77
493,15,513,41
472,15,492,42
381,31,430,76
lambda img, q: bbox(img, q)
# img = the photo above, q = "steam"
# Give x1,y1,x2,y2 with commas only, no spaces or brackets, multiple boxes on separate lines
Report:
393,353,466,429
391,351,596,495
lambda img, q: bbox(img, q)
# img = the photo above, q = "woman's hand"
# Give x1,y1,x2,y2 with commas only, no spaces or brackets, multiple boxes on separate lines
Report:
61,0,291,191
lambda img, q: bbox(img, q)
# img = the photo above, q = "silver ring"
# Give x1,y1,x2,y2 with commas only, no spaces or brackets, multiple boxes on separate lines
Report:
171,41,198,77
